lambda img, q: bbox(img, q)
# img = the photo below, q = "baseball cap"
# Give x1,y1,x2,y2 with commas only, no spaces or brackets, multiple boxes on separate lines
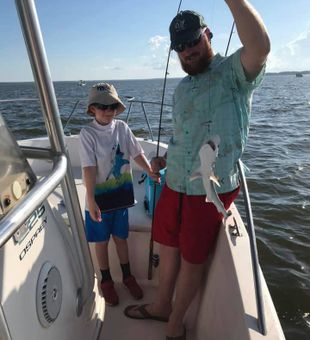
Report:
169,10,207,49
87,83,126,115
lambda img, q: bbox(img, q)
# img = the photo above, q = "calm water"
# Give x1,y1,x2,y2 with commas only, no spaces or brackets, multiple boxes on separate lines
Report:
0,76,309,339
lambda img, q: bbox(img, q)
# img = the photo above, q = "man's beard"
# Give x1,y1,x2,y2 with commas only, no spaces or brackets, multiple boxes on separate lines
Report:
179,44,212,76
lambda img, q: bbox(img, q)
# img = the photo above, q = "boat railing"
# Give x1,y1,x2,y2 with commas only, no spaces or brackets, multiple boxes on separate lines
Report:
62,96,173,141
125,96,172,142
0,97,84,137
237,160,267,335
0,152,66,247
13,0,95,314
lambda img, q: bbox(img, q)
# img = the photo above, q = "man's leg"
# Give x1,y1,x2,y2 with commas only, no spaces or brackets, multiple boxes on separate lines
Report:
152,244,180,314
124,184,182,319
166,257,205,337
125,243,180,318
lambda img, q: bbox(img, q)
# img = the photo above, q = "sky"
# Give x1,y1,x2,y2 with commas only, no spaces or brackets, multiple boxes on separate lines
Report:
1,0,310,82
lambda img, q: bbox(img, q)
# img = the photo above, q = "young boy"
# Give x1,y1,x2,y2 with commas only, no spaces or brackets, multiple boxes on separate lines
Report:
79,83,158,306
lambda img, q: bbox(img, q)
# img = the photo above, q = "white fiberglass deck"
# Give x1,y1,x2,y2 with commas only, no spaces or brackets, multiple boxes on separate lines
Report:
97,283,192,340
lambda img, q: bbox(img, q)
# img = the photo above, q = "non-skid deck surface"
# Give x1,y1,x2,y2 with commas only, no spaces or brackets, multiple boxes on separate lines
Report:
98,282,194,340
98,283,166,340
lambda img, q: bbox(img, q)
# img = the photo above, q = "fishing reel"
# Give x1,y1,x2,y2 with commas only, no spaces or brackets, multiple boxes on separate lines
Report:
151,254,160,268
229,217,241,237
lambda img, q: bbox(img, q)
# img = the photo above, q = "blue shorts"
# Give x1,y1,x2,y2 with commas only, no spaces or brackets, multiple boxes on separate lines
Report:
85,208,129,242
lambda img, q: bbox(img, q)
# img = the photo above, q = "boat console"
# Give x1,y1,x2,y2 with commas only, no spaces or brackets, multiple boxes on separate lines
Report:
0,114,36,221
0,111,104,340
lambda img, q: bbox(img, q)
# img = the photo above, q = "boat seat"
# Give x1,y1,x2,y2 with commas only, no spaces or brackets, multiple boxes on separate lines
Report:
47,168,152,232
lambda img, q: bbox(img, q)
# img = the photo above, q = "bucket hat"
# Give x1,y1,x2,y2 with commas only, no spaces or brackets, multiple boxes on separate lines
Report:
87,83,126,115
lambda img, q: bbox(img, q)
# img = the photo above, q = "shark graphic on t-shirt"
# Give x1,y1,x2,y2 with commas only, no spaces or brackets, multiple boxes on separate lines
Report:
95,143,134,212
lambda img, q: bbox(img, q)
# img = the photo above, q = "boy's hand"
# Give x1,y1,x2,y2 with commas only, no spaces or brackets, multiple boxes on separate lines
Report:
88,200,102,222
148,169,160,183
151,156,166,174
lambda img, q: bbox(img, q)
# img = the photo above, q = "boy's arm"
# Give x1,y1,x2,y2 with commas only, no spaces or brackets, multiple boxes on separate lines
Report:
134,153,160,183
83,166,102,222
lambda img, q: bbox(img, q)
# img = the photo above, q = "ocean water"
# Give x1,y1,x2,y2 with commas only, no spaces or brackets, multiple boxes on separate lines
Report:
0,75,309,340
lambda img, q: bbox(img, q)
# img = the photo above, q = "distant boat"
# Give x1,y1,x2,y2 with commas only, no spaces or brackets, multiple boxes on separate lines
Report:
78,80,86,86
296,72,303,77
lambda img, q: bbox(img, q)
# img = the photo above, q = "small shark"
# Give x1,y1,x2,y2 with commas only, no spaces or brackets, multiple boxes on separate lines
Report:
190,135,231,221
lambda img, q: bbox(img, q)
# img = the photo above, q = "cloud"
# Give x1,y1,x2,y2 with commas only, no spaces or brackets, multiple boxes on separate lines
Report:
148,35,169,50
103,65,122,70
268,29,310,72
146,35,171,71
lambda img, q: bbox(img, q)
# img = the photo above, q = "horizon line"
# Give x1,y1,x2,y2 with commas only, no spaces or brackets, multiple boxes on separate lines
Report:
1,71,309,83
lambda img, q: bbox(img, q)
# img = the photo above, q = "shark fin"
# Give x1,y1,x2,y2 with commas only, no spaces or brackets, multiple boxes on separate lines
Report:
190,170,202,182
210,174,220,187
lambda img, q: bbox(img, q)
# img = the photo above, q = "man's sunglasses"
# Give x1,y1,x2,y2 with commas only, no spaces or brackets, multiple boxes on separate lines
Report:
93,102,119,111
173,29,206,53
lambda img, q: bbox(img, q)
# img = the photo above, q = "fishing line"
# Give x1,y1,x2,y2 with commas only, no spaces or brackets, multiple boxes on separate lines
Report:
225,21,235,57
147,0,183,280
224,18,267,335
155,0,183,158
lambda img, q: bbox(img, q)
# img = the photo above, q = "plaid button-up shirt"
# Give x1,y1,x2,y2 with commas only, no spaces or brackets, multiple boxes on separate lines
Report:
166,49,265,194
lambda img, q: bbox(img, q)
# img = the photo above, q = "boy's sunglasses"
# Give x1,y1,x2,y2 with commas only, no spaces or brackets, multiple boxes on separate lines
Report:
173,29,206,53
93,102,119,111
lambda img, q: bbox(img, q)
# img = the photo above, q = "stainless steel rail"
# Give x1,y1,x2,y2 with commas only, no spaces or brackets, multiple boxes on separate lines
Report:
0,154,66,247
0,305,11,340
237,160,267,335
125,97,172,141
20,145,54,159
14,0,94,312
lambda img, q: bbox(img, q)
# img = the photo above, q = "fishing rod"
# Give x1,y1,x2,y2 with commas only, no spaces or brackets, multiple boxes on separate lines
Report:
147,0,183,280
225,21,235,57
225,19,267,335
63,100,80,132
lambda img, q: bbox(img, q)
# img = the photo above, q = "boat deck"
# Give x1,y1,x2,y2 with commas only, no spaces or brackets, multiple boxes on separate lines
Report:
98,283,165,340
15,137,285,340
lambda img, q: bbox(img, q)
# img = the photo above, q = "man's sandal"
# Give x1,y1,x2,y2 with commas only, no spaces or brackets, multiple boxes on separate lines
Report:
123,304,169,322
166,328,186,340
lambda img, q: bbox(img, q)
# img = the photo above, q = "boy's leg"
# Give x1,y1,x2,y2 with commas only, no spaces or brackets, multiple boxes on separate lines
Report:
112,235,129,264
113,235,143,300
95,241,109,269
111,208,129,264
94,240,119,306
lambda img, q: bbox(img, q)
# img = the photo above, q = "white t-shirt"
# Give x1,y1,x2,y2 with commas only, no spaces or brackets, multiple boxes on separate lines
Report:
79,119,143,211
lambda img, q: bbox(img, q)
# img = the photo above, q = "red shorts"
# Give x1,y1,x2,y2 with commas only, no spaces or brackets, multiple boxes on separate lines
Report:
153,184,240,264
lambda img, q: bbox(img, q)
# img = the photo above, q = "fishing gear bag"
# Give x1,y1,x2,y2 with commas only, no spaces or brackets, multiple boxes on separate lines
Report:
142,167,166,217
